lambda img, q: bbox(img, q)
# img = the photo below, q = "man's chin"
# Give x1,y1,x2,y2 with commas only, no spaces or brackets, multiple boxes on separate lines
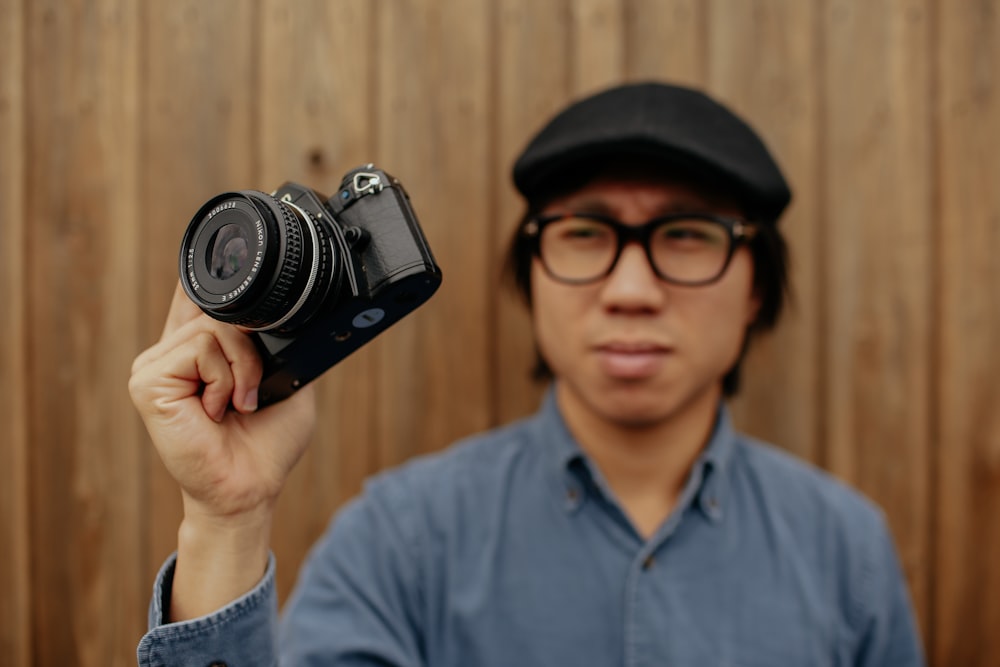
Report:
592,392,679,429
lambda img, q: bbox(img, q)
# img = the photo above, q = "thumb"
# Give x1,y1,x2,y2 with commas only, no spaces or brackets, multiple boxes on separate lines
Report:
162,281,206,340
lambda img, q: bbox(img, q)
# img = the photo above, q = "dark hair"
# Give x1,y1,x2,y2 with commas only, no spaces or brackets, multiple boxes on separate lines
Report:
500,163,790,398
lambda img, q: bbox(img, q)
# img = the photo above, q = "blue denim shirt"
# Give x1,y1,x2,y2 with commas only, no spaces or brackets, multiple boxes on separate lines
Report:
138,392,925,666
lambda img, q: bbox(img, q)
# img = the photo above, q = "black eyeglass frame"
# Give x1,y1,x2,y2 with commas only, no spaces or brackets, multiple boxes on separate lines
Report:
521,211,760,287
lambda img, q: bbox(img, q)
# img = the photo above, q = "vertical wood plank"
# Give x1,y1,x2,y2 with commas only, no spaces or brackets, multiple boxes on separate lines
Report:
257,0,378,603
625,0,707,86
141,0,258,599
25,0,144,663
374,0,494,463
571,0,625,95
709,1,823,464
822,0,932,638
495,0,573,424
0,0,30,663
934,0,1000,663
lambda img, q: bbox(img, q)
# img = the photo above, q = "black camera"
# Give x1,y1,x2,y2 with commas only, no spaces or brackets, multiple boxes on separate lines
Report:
179,164,442,407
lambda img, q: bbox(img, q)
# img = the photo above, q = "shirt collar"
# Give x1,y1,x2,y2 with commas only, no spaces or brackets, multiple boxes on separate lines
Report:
696,405,735,521
533,388,589,512
534,386,737,522
537,387,585,471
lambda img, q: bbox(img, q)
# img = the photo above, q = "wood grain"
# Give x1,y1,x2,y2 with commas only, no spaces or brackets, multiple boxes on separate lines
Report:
933,0,1000,663
0,0,30,663
24,0,144,663
821,0,933,637
711,0,824,465
571,0,625,95
625,0,707,85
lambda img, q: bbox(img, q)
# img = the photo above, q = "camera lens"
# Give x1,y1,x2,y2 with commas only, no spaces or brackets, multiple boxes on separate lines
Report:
179,190,343,333
208,224,250,280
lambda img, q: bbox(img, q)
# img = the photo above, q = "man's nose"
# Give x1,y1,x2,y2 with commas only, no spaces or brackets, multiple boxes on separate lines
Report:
599,242,666,312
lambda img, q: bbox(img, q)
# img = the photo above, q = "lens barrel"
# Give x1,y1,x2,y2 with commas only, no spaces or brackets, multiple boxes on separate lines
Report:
179,191,340,334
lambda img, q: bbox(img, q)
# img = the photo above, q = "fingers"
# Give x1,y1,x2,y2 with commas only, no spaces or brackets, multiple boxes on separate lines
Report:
130,316,263,422
191,330,262,420
190,332,239,422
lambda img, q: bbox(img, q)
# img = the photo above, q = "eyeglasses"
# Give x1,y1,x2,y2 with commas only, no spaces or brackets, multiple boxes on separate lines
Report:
521,212,759,286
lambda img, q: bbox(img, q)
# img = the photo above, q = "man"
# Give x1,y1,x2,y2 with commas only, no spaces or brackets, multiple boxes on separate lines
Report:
131,82,925,665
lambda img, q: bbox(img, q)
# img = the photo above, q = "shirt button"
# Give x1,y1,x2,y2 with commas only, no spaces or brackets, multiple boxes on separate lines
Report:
565,487,582,510
207,662,228,667
642,555,655,570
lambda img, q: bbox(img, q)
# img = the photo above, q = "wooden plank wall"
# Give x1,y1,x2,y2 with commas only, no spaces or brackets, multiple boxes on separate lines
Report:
1,1,29,665
0,0,997,664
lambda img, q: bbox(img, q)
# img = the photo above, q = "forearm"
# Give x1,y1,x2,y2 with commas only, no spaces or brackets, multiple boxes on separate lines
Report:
171,509,272,621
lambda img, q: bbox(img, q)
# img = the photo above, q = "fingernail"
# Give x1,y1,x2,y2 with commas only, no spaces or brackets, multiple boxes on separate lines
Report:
242,388,258,412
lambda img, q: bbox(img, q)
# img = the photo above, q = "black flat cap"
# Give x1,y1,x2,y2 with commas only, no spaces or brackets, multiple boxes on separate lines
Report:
512,82,792,222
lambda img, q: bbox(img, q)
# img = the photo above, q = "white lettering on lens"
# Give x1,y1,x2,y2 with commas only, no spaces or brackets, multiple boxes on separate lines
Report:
206,201,238,220
186,250,201,292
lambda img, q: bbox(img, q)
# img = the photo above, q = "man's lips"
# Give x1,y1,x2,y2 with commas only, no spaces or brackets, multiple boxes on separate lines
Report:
593,341,672,378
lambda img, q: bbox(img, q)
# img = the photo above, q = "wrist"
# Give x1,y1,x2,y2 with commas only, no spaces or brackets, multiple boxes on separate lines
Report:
180,490,275,531
170,511,273,621
177,510,272,558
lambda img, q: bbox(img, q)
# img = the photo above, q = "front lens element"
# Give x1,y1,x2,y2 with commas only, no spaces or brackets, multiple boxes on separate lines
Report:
208,223,250,280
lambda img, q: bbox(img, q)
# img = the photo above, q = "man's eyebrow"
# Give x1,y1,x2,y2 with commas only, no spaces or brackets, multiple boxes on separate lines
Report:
652,199,716,214
557,197,614,214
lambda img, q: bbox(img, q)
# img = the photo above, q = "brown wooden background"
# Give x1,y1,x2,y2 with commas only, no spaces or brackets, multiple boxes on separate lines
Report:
1,0,998,665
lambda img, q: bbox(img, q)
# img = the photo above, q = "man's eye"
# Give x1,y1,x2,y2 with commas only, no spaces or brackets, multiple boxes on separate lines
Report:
557,222,611,241
566,227,604,238
664,227,707,240
659,223,724,245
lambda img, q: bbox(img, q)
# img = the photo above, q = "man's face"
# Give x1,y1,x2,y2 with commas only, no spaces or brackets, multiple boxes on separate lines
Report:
531,174,760,429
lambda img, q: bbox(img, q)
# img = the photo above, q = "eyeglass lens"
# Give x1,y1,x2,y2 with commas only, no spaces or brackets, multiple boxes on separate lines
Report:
538,216,734,284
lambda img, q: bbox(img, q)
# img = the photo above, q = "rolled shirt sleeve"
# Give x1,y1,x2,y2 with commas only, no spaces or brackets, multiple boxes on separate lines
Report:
137,473,427,667
137,553,279,667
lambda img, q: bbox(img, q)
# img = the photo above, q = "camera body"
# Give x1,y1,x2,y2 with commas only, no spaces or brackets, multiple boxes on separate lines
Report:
179,164,441,407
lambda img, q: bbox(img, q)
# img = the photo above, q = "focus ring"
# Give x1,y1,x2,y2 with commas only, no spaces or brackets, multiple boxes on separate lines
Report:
230,195,305,328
